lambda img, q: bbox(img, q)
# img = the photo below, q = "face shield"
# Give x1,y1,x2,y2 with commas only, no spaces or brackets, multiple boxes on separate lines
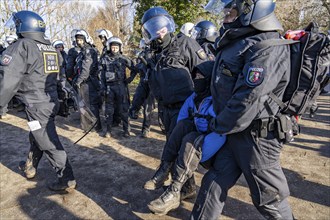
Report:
191,27,201,40
142,16,175,44
204,0,234,15
5,13,18,33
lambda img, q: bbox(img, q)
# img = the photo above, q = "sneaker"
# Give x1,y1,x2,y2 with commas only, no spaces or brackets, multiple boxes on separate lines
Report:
48,180,77,192
140,129,149,138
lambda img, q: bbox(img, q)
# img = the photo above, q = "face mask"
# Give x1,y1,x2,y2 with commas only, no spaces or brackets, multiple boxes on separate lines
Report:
193,78,208,94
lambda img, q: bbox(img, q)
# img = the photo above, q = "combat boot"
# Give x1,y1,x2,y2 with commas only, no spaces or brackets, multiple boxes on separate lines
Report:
144,161,173,190
180,176,197,200
48,179,77,192
128,108,139,119
140,129,149,138
19,160,36,179
148,181,182,215
100,126,111,138
122,130,130,138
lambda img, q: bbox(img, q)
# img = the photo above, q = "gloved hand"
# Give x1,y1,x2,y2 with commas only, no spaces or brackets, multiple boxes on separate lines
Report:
207,118,216,133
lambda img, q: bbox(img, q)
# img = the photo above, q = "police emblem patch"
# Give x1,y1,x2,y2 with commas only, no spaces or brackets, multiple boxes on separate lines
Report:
246,67,264,87
1,54,13,65
197,49,207,60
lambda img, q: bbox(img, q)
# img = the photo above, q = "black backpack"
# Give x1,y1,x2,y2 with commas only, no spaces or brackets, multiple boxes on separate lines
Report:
254,22,330,117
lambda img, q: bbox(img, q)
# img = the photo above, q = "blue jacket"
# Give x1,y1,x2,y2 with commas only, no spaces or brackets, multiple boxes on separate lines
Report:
177,92,226,162
177,93,216,133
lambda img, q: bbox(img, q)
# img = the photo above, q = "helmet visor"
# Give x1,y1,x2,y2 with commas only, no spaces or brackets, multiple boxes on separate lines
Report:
142,16,175,44
204,0,233,15
191,26,201,40
5,14,17,32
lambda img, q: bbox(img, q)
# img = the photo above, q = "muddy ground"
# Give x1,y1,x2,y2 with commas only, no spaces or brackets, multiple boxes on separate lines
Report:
0,94,329,220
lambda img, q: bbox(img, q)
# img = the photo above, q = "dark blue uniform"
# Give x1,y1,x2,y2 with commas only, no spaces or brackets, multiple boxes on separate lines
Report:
100,52,135,135
74,44,102,131
0,37,75,185
191,27,293,219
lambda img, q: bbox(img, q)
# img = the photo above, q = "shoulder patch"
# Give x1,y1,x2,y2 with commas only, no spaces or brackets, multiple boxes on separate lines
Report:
1,54,13,65
245,67,264,87
197,49,207,60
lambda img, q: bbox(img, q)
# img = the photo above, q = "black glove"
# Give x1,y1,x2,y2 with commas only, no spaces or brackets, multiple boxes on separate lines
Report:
73,81,82,90
207,118,216,133
125,77,134,84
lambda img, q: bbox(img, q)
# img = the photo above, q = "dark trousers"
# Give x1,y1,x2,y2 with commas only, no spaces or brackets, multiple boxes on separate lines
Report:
25,102,75,182
104,83,130,132
142,93,155,132
191,125,293,220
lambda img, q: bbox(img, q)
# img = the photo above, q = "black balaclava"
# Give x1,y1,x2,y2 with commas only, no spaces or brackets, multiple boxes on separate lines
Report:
150,33,172,52
192,61,214,106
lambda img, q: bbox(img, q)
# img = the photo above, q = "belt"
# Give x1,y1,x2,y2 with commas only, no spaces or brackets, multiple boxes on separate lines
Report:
251,117,276,138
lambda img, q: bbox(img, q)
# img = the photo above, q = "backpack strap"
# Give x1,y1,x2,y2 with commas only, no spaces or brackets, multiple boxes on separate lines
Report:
251,39,298,51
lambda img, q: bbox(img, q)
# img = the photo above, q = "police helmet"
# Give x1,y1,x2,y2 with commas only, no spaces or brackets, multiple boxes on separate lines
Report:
107,36,123,52
141,7,175,44
96,29,113,40
204,0,283,31
191,20,218,43
180,22,195,37
6,34,18,45
75,29,93,44
5,10,46,34
70,29,79,45
52,39,64,48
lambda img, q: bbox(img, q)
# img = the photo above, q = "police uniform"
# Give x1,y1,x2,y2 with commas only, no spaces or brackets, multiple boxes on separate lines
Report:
100,52,135,135
200,41,216,61
74,44,102,131
0,37,75,186
148,34,207,140
191,27,293,219
66,46,80,83
130,49,156,135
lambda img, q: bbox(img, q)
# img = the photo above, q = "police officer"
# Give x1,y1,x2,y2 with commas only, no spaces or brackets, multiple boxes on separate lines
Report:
53,39,67,78
73,29,102,132
141,7,207,198
129,39,156,138
191,0,293,219
191,20,218,60
0,10,76,191
99,36,135,138
66,29,81,83
96,29,113,58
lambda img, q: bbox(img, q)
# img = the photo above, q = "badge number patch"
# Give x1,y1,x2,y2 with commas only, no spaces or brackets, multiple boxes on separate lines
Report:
1,54,13,65
246,67,264,87
43,52,59,74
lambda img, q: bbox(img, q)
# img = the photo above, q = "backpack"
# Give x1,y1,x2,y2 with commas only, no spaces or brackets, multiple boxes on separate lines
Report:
254,22,330,117
253,22,330,143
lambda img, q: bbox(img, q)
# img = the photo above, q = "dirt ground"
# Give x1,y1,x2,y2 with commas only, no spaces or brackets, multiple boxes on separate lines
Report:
0,94,329,220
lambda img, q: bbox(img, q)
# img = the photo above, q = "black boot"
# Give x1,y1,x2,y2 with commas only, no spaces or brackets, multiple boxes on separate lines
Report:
48,179,77,192
100,126,111,138
144,161,173,190
148,181,182,215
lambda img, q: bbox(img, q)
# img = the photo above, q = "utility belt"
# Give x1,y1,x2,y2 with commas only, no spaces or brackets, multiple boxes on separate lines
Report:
251,114,300,143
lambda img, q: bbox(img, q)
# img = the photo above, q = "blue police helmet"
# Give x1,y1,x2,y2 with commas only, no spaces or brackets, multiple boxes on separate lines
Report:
5,10,46,34
141,6,171,25
205,0,283,31
191,20,219,43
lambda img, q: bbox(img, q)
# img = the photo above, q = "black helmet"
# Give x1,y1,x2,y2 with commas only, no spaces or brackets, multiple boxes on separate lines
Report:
141,7,175,44
205,0,283,31
191,20,218,43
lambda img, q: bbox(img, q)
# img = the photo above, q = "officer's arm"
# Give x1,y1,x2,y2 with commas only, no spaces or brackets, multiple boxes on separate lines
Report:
0,42,26,107
65,49,76,80
211,44,290,135
185,39,208,73
99,62,106,92
125,57,137,82
76,49,92,84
